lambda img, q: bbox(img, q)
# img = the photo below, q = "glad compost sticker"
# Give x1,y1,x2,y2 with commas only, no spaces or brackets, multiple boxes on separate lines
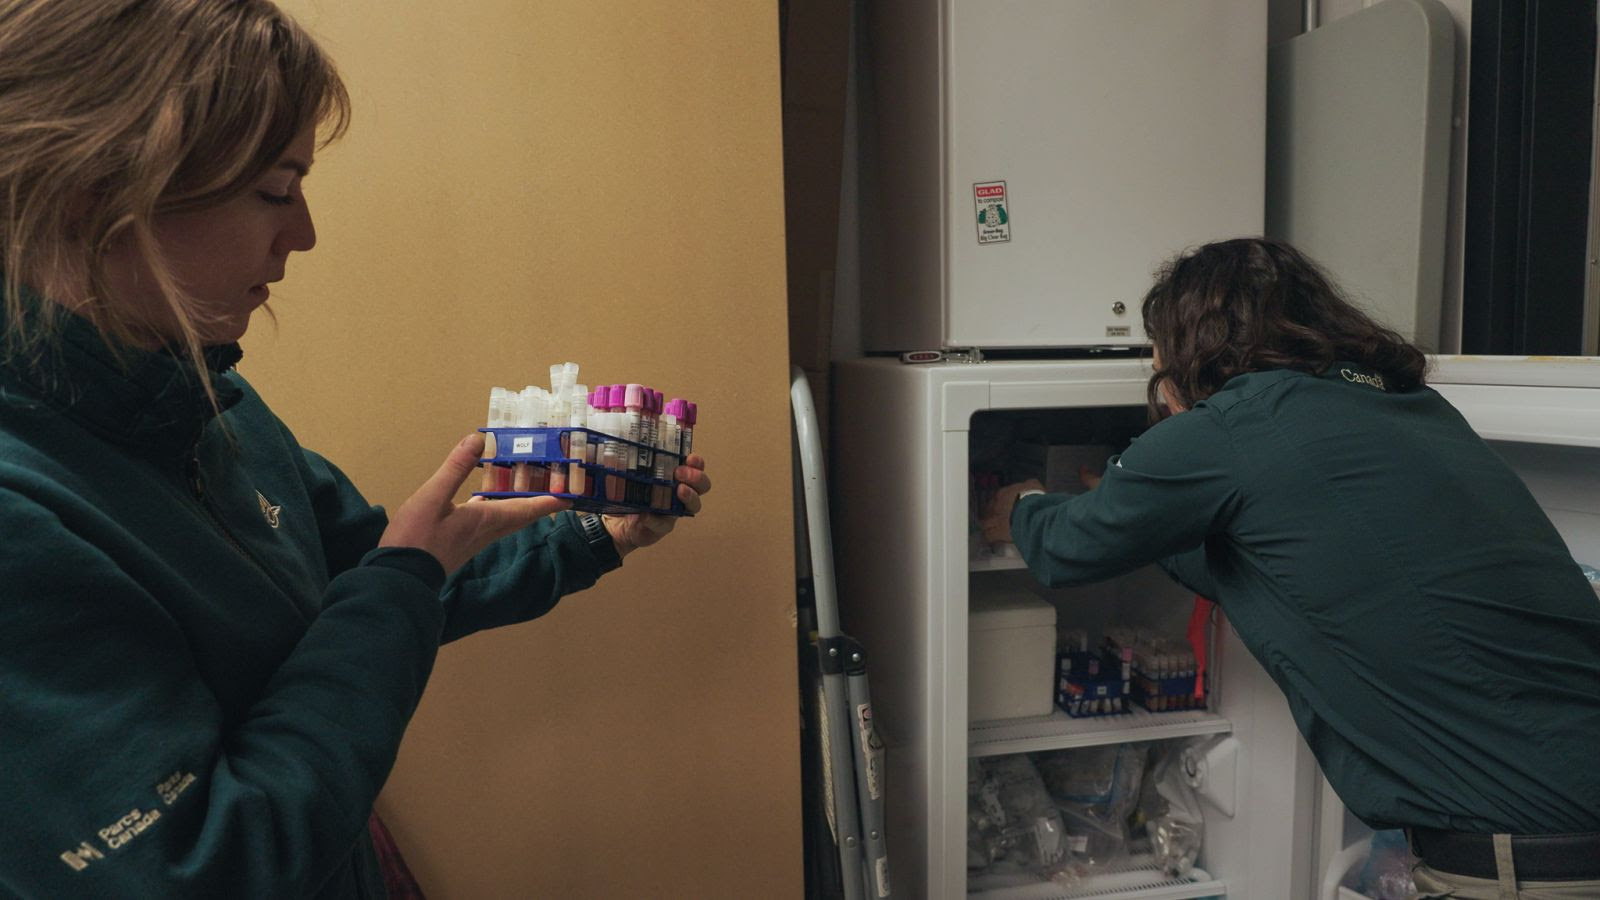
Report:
973,181,1011,245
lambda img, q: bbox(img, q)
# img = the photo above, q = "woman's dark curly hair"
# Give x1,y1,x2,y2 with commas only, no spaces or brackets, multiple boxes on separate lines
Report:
1141,237,1428,419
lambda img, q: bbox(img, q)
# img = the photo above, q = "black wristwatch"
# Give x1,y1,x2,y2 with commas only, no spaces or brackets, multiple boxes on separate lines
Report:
574,511,623,573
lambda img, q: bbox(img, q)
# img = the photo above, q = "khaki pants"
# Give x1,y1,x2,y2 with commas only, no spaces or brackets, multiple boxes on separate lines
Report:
1409,833,1600,899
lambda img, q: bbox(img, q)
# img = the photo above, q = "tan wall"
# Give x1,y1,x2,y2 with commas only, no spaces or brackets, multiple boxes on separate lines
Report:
246,3,798,896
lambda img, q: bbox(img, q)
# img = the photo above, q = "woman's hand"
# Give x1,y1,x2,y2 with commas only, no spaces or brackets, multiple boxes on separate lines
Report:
379,433,570,575
602,454,711,558
979,478,1045,545
1078,464,1102,491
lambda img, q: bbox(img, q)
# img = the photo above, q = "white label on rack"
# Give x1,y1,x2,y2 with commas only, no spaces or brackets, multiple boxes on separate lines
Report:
511,436,534,455
973,181,1011,245
874,857,890,898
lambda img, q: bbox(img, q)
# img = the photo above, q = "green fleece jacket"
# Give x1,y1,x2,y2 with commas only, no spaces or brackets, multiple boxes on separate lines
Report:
1011,363,1600,834
0,310,617,899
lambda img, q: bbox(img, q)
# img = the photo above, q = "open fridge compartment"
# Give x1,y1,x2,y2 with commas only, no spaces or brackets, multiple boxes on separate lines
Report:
832,358,1318,899
964,407,1239,899
968,407,1227,754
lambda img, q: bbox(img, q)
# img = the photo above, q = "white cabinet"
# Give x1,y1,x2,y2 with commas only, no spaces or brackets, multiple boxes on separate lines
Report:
862,0,1266,351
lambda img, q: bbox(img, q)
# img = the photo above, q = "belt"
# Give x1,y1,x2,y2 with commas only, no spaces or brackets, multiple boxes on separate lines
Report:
1409,827,1600,881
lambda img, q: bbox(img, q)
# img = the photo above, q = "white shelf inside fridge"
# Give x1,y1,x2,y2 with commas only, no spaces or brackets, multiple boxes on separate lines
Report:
969,707,1231,759
967,856,1225,900
971,552,1029,572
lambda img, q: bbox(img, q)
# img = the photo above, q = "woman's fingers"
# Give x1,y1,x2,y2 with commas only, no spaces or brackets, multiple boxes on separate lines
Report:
676,481,702,515
675,462,710,494
415,433,489,510
378,435,571,575
471,495,571,539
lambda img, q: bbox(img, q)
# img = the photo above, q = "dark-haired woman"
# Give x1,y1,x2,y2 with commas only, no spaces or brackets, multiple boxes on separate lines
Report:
981,238,1600,899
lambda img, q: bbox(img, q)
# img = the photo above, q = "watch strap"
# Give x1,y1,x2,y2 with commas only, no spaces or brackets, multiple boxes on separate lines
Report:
574,511,623,573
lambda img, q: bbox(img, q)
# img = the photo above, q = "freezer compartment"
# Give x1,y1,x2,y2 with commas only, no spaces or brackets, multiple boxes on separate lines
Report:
862,0,1266,350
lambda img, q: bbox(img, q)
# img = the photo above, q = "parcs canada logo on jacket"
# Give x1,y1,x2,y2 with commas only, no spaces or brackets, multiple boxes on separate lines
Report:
256,490,282,529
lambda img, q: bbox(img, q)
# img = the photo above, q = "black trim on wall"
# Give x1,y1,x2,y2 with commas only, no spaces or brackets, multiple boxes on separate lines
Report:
1463,0,1597,354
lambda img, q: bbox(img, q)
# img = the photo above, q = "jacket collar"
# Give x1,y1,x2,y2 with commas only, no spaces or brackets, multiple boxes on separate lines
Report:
1315,361,1391,392
1217,362,1393,395
1,296,245,454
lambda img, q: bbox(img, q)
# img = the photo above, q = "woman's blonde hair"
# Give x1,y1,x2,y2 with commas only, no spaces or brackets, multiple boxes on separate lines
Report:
0,0,349,372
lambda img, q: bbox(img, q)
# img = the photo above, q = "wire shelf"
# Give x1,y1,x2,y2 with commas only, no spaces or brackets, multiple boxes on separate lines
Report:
969,856,1225,900
969,707,1231,758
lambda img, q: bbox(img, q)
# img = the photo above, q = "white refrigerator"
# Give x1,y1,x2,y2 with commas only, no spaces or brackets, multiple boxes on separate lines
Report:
829,355,1600,899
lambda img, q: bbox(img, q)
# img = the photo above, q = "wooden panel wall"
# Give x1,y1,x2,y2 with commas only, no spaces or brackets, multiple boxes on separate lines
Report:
247,3,798,896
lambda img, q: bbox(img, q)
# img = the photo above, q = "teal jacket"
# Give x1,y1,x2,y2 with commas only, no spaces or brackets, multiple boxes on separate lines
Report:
0,313,616,898
1012,364,1600,834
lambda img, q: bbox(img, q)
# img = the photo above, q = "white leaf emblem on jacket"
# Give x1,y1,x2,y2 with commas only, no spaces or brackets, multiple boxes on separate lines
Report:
256,491,282,529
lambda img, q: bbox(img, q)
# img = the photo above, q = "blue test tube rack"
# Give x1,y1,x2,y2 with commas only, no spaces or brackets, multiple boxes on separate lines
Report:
474,426,691,517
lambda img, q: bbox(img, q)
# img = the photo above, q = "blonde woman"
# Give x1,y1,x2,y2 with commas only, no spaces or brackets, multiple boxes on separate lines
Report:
0,2,709,897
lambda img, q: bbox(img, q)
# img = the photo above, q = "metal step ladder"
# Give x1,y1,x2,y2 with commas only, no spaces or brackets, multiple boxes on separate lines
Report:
793,366,890,900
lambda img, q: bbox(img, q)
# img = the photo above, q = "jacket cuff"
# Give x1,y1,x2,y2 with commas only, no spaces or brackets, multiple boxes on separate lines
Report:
562,510,623,574
1011,489,1048,529
360,546,447,593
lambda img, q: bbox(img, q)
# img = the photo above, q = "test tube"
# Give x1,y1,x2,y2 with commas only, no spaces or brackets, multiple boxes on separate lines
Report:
483,388,513,493
567,383,588,497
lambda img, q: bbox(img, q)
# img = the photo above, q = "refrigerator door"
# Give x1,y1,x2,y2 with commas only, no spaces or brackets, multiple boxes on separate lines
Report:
1311,356,1600,896
1265,0,1455,348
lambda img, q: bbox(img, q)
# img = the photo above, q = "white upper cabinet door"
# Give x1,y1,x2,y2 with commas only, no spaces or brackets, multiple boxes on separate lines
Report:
943,0,1267,348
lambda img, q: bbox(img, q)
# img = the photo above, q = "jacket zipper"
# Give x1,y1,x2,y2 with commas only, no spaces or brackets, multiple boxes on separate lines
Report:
183,449,301,608
182,453,367,893
183,458,369,883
